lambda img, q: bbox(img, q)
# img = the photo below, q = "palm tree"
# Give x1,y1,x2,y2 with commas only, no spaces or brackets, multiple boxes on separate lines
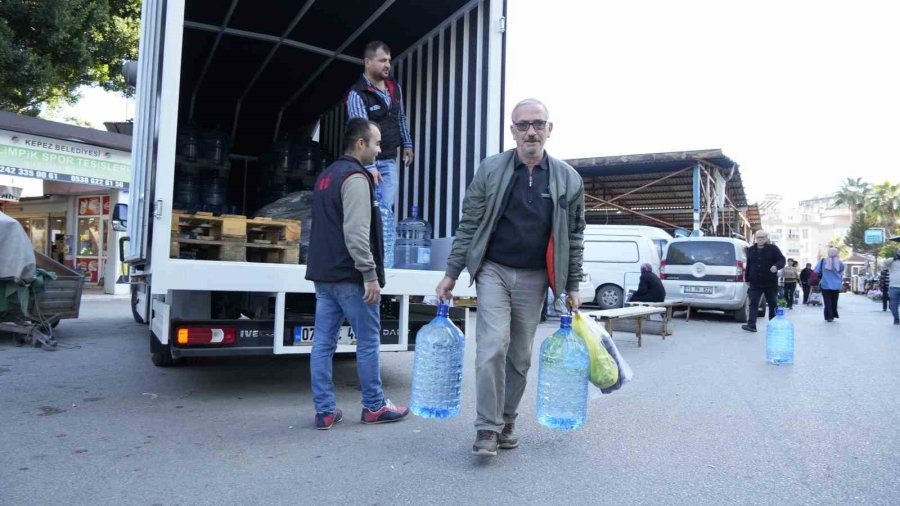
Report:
864,181,900,231
832,177,871,221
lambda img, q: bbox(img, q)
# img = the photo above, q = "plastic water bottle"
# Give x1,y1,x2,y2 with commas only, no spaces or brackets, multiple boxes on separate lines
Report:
766,307,794,365
394,205,432,269
410,303,465,419
375,187,394,268
536,314,590,430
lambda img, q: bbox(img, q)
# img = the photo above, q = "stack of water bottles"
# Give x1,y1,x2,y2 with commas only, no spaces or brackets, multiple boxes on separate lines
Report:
375,187,394,269
536,312,590,430
410,303,466,419
394,205,431,270
766,307,794,365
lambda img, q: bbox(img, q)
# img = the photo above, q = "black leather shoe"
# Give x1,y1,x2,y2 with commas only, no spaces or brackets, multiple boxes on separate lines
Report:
741,325,757,332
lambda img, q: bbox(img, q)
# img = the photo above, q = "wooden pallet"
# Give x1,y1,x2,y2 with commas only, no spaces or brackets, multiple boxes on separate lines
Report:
170,211,301,264
171,210,247,241
170,238,247,261
246,217,301,244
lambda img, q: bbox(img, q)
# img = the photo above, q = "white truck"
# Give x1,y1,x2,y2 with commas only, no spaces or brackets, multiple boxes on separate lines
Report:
116,0,508,366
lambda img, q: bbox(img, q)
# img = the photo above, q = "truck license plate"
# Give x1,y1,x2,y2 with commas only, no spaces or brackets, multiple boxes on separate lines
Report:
684,286,713,295
293,326,357,346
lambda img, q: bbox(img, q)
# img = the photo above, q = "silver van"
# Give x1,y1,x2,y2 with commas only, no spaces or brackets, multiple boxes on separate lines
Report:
661,237,754,322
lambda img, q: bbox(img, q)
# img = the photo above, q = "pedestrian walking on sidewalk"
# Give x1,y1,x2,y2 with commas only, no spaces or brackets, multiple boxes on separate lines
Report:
883,254,900,325
880,264,891,313
435,98,586,456
782,259,800,309
742,231,786,332
800,262,813,305
815,247,845,322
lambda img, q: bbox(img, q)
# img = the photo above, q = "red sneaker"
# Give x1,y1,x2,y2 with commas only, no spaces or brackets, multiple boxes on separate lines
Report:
315,408,343,430
361,399,410,424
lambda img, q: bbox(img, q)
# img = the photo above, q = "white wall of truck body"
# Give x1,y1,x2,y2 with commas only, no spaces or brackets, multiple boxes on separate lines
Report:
126,0,508,355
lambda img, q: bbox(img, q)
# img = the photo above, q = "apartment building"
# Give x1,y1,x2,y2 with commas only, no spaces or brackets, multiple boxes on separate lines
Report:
760,195,852,265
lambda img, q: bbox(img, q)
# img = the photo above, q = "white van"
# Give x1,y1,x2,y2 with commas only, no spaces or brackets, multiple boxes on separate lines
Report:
660,237,755,321
584,225,672,260
582,234,661,309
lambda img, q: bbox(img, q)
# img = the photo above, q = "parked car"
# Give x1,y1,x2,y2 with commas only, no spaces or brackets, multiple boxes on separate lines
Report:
582,234,661,309
660,237,760,322
584,224,672,260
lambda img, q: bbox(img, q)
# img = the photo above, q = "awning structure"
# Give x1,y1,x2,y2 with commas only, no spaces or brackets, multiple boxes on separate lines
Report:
567,149,762,238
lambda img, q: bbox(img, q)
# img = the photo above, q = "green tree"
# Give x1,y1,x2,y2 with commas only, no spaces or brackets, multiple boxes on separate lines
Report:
832,177,871,221
864,181,900,230
844,212,877,254
880,241,899,261
0,0,140,116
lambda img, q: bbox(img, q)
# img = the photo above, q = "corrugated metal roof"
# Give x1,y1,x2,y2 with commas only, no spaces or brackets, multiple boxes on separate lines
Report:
567,149,756,234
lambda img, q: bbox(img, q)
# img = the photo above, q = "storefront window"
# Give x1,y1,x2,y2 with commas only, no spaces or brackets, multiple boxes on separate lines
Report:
13,217,48,255
75,195,109,284
77,217,101,256
30,218,47,254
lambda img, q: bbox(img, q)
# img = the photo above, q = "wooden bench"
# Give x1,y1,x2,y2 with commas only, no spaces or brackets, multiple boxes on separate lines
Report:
582,306,667,347
623,298,693,336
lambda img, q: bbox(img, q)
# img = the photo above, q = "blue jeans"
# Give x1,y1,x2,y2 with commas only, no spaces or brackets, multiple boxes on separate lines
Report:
310,281,384,414
371,158,396,211
889,287,900,321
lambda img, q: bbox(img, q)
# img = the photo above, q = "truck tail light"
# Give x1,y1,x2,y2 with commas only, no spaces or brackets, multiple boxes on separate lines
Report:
176,326,236,345
659,261,666,280
735,261,745,282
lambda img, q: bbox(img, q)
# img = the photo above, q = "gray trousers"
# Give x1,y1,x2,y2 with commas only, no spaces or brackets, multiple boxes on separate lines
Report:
474,260,549,433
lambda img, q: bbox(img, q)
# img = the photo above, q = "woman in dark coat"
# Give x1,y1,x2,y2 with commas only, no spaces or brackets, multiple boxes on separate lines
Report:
630,263,666,303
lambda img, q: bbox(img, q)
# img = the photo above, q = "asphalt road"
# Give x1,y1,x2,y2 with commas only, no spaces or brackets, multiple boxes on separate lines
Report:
1,294,898,505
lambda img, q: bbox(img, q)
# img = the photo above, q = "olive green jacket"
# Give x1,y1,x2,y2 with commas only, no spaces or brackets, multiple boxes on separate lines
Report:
445,149,586,295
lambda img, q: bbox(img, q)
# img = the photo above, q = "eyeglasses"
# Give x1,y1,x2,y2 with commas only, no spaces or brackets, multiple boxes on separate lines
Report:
513,120,548,132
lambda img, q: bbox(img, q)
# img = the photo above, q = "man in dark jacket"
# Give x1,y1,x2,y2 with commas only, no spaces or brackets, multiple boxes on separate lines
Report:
630,263,665,302
305,118,409,430
742,230,786,332
799,262,812,305
881,266,891,312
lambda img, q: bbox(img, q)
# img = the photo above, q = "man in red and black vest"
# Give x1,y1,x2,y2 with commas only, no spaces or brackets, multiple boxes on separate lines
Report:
346,41,415,262
305,118,409,430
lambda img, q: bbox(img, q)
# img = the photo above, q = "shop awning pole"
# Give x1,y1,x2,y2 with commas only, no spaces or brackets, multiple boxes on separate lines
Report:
692,162,701,236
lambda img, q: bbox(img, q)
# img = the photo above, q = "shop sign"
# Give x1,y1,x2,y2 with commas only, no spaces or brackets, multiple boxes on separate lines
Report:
0,184,21,202
0,128,130,189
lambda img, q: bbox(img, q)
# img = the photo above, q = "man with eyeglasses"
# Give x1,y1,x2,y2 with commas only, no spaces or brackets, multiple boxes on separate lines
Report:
435,98,586,456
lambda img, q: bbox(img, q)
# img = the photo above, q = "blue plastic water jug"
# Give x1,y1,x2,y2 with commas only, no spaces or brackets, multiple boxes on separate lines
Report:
410,303,466,419
375,187,394,268
536,314,590,430
766,307,794,365
394,205,432,270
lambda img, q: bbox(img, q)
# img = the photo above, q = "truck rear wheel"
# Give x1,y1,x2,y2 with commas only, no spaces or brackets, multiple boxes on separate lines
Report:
150,330,180,367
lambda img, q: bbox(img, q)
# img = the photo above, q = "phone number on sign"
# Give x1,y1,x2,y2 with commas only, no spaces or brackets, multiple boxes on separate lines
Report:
0,165,59,180
0,164,126,188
